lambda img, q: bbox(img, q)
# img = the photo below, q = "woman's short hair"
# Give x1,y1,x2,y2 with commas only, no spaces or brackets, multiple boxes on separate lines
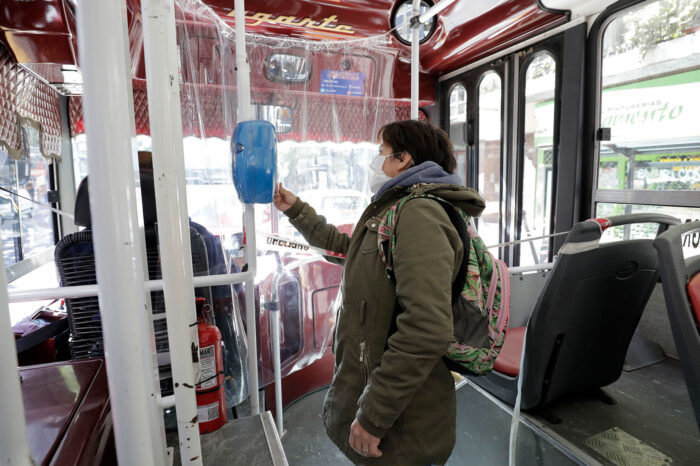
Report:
378,120,456,173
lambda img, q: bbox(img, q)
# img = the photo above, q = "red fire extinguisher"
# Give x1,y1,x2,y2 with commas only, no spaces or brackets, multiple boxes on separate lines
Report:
195,297,226,434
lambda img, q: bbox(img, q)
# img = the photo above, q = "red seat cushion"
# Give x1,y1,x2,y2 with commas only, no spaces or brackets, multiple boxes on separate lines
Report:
494,326,526,377
688,272,700,327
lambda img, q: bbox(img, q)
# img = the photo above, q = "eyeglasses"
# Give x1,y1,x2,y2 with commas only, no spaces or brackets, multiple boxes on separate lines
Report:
376,147,415,166
377,145,402,158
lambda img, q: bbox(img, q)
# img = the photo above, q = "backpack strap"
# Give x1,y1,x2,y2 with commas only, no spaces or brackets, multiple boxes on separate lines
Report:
378,193,470,305
439,202,470,305
382,194,471,340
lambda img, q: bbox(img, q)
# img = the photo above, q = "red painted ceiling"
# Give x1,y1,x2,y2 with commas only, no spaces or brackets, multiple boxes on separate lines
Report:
0,0,567,101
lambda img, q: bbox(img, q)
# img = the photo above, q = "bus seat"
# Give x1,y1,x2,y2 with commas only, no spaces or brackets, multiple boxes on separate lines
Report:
470,213,680,411
654,221,700,432
73,176,91,227
493,326,525,377
55,174,212,366
687,273,700,327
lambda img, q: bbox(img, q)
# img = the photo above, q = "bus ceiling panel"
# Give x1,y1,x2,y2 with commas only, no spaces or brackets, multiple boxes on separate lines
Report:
126,0,433,101
0,32,74,66
0,0,77,70
422,0,567,74
200,0,396,39
0,0,79,68
2,0,567,101
0,0,70,35
197,0,565,77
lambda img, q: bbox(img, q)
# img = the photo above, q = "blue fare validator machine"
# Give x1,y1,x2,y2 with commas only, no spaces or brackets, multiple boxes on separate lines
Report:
232,120,277,203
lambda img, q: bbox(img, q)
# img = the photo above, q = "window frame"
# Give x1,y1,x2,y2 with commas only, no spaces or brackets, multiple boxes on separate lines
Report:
446,81,469,183
1,125,59,279
586,0,700,218
475,65,507,252
439,29,578,265
515,47,562,265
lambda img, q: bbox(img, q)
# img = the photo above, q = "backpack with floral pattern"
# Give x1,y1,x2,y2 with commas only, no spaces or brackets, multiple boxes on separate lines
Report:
377,191,510,375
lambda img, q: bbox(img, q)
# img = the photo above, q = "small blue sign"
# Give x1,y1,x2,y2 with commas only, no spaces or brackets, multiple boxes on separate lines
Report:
320,70,364,96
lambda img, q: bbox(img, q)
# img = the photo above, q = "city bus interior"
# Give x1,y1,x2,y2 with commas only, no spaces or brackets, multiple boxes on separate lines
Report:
1,0,700,464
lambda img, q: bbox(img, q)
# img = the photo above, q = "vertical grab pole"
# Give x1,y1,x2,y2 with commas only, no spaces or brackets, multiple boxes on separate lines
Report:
141,1,203,464
234,0,260,416
243,206,259,415
0,232,31,466
271,302,284,435
269,269,286,435
410,0,420,120
76,1,168,464
235,0,252,122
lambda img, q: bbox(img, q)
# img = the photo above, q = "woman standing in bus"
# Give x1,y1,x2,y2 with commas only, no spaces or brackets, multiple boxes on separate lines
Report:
274,120,485,465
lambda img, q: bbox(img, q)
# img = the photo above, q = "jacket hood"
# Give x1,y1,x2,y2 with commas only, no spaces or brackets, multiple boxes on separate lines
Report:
374,161,486,218
373,161,461,199
408,182,486,218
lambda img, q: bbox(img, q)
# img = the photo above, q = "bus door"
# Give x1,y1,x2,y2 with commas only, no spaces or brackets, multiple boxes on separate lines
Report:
443,62,508,259
442,35,564,267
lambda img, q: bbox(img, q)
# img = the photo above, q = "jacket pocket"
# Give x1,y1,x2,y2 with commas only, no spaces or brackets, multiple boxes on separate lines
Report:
359,217,381,254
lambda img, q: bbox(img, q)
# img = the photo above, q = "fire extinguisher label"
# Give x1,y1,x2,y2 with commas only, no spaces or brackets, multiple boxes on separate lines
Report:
198,345,217,390
197,401,220,423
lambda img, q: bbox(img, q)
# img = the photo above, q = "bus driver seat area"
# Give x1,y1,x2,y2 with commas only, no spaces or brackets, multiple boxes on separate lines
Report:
54,173,214,403
470,213,681,413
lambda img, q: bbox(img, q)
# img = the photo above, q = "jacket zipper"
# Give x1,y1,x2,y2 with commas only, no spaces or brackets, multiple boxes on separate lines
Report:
359,339,369,386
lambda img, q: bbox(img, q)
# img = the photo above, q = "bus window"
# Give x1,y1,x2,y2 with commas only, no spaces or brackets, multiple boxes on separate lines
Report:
71,133,88,189
448,83,467,184
519,52,556,266
1,124,53,266
594,0,700,235
478,71,502,247
18,125,53,259
276,141,374,238
0,148,20,266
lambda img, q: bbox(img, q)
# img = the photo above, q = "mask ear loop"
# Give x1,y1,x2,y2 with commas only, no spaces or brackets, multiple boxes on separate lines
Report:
396,152,415,167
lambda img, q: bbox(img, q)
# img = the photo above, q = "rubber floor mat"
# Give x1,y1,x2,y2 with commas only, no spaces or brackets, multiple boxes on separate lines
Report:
585,427,673,465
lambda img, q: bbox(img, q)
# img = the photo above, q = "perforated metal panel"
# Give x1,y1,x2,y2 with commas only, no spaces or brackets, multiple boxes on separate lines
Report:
68,96,83,135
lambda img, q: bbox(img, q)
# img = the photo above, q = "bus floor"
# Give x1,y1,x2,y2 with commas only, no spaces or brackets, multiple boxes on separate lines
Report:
281,357,699,465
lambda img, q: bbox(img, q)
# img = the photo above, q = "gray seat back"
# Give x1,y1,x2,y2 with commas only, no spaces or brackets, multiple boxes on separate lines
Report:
520,214,679,409
654,221,700,432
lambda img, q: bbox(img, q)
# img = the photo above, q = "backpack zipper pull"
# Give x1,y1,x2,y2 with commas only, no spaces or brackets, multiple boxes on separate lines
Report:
359,340,366,362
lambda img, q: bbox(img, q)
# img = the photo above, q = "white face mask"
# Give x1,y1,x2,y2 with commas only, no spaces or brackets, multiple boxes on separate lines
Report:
368,155,391,194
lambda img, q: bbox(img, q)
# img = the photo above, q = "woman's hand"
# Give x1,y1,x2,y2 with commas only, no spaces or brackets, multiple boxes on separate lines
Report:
349,418,383,458
273,182,297,212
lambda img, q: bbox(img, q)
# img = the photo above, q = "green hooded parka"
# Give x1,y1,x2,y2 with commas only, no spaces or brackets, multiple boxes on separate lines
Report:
284,182,485,465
